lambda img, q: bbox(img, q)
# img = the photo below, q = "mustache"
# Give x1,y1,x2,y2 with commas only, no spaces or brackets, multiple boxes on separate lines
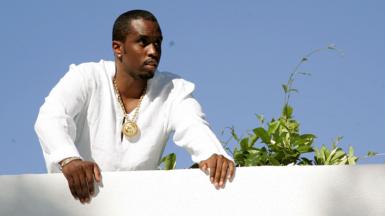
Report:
144,58,158,66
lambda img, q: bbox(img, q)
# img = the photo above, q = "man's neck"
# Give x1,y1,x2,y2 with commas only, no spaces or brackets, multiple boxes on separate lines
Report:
115,66,147,100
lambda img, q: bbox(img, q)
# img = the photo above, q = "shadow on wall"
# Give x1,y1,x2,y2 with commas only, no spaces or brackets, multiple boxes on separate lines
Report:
0,173,97,216
324,166,385,215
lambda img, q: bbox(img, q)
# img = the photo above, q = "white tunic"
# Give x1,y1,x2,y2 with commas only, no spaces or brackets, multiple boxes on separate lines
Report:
35,60,231,172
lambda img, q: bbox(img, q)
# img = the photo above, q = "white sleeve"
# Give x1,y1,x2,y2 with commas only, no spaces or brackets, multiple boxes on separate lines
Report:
168,79,233,163
34,64,89,172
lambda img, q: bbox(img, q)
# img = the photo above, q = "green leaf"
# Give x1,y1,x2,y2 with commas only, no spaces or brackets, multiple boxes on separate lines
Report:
233,148,246,166
298,71,311,76
314,147,326,165
253,127,270,144
297,145,314,153
326,147,340,164
240,137,249,150
255,114,265,125
229,127,240,142
338,156,348,165
348,146,354,156
299,157,313,165
367,151,378,157
294,134,316,147
287,120,300,133
288,88,299,93
267,121,280,136
282,104,293,119
330,149,346,162
160,153,176,170
348,152,358,165
320,145,329,164
247,148,259,155
248,134,259,147
300,134,317,140
269,157,280,165
282,84,288,93
347,146,358,164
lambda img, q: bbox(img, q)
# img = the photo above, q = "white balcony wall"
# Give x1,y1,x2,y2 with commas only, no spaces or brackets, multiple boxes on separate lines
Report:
1,165,384,216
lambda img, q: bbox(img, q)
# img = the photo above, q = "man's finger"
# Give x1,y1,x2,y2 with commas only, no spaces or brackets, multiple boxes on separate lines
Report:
67,176,78,200
219,160,229,187
199,162,209,175
209,158,217,183
93,164,102,183
199,162,206,170
79,170,90,203
214,156,223,187
85,167,95,196
72,175,83,202
228,161,235,181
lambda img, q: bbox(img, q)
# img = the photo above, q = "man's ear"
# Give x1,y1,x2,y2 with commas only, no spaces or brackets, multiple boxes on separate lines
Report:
112,40,123,58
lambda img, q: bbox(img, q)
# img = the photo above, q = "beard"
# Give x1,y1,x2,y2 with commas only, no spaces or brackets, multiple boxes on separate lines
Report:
138,72,155,80
129,68,155,81
121,47,158,80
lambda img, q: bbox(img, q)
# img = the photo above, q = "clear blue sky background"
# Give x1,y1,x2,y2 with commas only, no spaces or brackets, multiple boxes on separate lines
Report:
1,1,384,175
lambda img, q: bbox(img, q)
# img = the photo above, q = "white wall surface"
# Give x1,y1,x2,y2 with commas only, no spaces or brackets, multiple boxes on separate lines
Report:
1,165,384,216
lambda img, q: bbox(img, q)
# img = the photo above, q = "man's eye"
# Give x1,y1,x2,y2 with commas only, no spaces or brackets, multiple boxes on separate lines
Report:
138,38,148,45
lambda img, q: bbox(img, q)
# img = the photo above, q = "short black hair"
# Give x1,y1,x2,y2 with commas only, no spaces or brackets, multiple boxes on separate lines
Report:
112,9,159,42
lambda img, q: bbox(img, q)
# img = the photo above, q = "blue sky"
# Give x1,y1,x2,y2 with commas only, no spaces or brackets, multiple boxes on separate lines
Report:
1,1,384,174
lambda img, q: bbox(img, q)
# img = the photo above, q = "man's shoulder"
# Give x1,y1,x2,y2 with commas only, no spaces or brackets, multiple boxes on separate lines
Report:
154,71,180,82
150,71,195,97
153,71,193,85
68,60,114,76
61,60,114,88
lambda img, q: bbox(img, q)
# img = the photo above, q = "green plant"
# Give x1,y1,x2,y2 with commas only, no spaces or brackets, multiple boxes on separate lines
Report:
314,137,358,165
161,45,383,169
365,151,385,163
225,45,359,166
228,104,315,166
159,153,176,170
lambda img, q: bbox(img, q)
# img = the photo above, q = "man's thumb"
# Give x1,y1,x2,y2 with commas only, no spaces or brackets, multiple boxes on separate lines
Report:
93,164,102,182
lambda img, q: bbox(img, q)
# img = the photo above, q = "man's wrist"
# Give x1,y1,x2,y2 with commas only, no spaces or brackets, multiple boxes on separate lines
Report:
59,156,82,170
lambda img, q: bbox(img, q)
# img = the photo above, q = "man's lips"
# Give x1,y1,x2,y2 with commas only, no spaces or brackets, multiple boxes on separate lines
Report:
144,59,158,67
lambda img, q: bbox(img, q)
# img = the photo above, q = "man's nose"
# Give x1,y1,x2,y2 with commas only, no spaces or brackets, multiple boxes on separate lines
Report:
147,43,160,59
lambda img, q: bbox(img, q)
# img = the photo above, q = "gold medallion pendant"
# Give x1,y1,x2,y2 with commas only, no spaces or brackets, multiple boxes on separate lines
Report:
113,75,146,140
122,120,139,138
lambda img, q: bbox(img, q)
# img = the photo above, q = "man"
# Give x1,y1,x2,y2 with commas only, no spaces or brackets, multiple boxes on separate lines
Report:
35,9,235,204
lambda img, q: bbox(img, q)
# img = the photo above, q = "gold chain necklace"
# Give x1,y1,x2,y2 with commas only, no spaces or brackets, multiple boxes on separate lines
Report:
113,75,146,139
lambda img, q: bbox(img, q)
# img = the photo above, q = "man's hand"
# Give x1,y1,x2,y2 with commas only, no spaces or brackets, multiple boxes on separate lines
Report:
199,154,235,188
61,159,102,204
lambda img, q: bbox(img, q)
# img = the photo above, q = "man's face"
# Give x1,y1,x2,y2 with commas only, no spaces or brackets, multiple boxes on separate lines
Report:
117,18,162,80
